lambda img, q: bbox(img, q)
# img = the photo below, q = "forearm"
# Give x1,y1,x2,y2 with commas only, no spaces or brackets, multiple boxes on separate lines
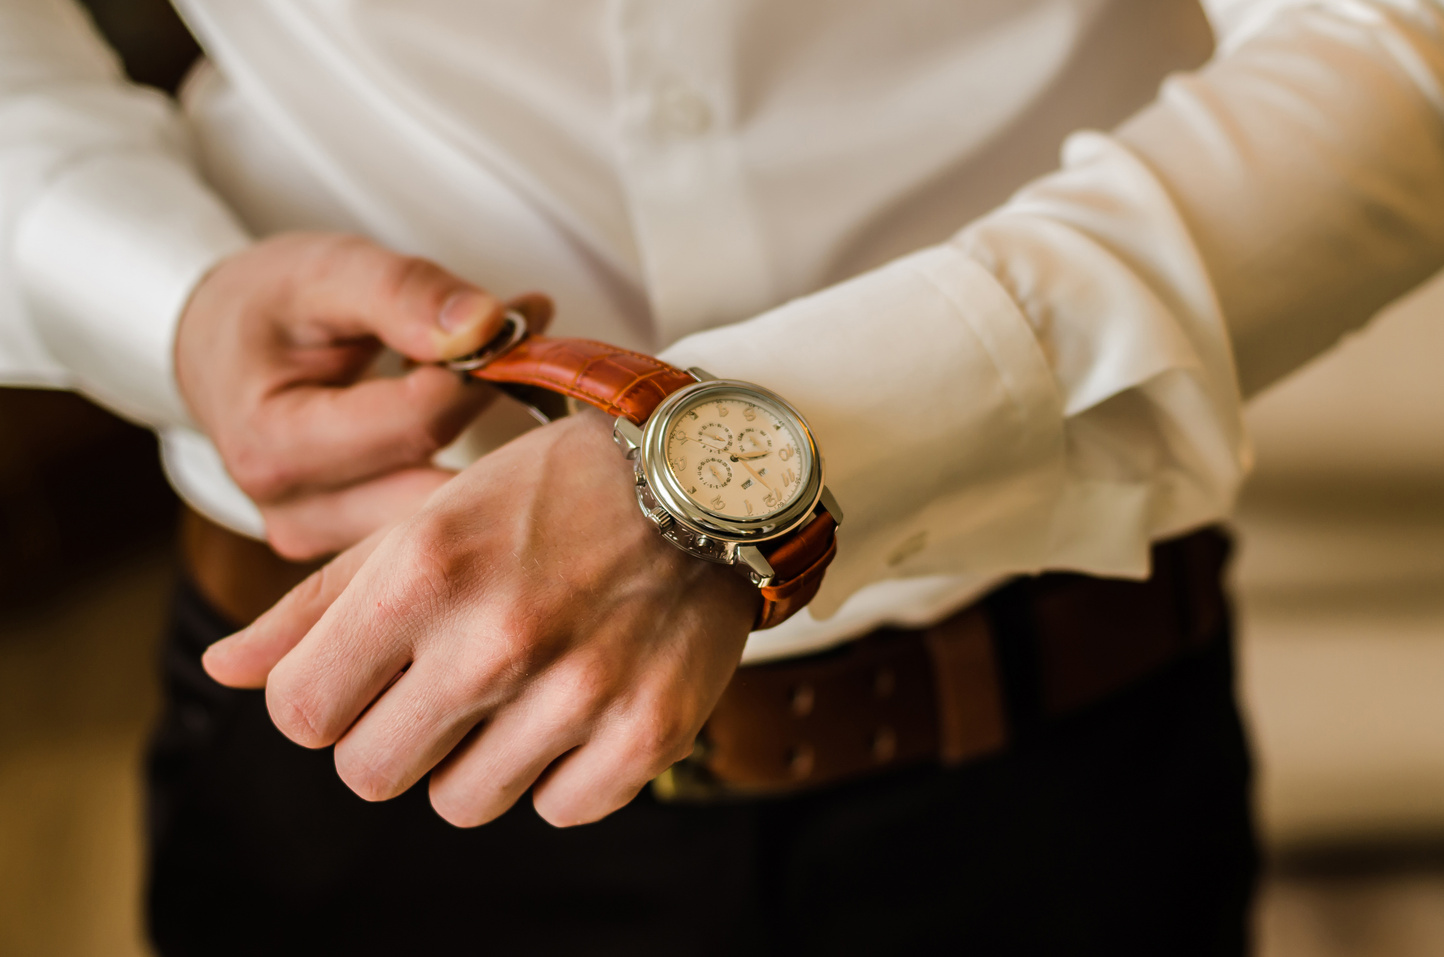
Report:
1123,0,1444,396
664,0,1444,617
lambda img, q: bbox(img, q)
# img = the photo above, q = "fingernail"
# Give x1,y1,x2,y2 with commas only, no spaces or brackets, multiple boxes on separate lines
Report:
438,291,495,333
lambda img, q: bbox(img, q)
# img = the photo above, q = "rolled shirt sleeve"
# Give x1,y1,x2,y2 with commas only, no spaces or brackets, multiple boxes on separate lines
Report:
665,0,1444,618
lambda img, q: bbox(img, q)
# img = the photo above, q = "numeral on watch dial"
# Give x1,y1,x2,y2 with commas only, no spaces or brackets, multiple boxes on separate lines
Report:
662,392,808,521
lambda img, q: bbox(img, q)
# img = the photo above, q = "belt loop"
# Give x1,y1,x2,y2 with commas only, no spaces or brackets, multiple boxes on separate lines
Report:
923,606,1008,765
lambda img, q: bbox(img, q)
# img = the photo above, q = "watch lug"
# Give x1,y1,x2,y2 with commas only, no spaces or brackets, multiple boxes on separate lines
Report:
819,485,844,526
737,545,775,585
612,417,643,458
686,367,717,381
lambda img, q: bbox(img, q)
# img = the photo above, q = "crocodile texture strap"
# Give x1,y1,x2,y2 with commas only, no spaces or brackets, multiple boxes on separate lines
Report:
464,333,838,630
754,512,838,629
466,335,699,425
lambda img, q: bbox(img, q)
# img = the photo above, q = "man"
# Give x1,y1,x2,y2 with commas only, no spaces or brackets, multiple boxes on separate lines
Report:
5,0,1444,952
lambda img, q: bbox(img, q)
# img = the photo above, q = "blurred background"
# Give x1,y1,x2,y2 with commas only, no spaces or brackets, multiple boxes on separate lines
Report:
2,2,1442,954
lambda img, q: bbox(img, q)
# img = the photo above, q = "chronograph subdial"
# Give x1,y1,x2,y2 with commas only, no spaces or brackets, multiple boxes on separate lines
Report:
660,389,813,522
731,428,772,459
695,423,733,452
696,457,733,489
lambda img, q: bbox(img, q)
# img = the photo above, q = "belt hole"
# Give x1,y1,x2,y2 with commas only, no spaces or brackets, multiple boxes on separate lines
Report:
790,683,815,718
873,668,895,700
787,743,815,779
872,726,897,764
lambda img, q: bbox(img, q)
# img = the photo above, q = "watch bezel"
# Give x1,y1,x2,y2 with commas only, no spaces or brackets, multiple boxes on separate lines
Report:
640,379,824,544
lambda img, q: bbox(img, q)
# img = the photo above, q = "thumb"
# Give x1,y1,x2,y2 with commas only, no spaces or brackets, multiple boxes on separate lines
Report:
203,526,387,688
286,235,536,362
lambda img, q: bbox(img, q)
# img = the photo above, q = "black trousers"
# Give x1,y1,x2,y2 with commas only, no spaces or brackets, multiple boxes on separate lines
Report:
146,578,1259,956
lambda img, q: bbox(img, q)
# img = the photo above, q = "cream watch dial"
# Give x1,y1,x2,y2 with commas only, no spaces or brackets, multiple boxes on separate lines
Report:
663,392,809,520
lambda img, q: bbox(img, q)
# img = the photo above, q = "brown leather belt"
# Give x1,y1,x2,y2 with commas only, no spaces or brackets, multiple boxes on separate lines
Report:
658,527,1230,800
180,509,1230,801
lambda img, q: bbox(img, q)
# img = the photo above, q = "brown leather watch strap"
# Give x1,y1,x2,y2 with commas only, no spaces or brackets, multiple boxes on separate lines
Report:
465,335,699,425
462,330,839,631
754,512,838,629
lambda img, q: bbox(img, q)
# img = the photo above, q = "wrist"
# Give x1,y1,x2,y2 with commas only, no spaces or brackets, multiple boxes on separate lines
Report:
448,322,840,630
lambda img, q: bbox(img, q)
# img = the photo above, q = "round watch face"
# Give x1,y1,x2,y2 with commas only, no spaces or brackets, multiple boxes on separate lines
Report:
660,389,811,522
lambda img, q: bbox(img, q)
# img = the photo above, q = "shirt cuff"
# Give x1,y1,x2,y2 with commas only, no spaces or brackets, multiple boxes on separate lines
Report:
160,426,268,538
660,244,1067,618
14,151,252,428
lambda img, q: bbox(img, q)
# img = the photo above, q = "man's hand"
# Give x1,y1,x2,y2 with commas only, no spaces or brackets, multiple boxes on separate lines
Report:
201,411,758,827
176,231,551,559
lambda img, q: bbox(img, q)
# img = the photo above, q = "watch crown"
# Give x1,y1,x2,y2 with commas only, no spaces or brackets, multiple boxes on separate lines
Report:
648,507,674,530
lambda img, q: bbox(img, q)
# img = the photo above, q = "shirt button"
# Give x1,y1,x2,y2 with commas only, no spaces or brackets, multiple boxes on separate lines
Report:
652,81,713,137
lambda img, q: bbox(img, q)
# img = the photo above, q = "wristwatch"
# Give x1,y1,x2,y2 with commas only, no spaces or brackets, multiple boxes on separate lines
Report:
447,311,842,629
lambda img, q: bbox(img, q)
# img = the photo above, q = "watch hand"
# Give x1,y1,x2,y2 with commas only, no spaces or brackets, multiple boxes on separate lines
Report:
731,448,769,460
739,460,775,494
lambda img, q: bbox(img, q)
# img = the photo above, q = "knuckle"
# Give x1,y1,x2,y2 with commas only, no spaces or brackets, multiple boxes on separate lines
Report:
334,747,402,803
444,653,506,703
449,619,543,700
287,564,331,609
308,233,371,279
390,523,458,612
532,795,576,829
225,441,294,502
620,703,694,771
402,406,455,461
533,786,636,830
383,254,444,303
550,660,619,720
429,792,478,828
462,599,551,681
265,679,330,749
493,613,551,677
430,783,503,830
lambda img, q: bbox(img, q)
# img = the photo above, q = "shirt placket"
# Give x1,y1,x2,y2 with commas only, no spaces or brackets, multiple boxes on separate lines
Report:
608,0,776,350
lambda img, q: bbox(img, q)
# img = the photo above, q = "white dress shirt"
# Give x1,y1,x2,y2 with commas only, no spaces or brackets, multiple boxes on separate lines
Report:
4,0,1444,663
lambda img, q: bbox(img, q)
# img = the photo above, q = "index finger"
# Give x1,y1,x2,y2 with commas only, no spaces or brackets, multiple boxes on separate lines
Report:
202,524,389,689
260,518,470,749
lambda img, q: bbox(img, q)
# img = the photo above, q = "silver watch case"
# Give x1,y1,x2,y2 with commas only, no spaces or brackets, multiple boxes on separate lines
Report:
612,369,842,587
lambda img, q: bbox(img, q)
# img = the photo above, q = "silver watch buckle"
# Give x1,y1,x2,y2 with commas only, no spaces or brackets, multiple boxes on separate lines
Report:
444,309,529,372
